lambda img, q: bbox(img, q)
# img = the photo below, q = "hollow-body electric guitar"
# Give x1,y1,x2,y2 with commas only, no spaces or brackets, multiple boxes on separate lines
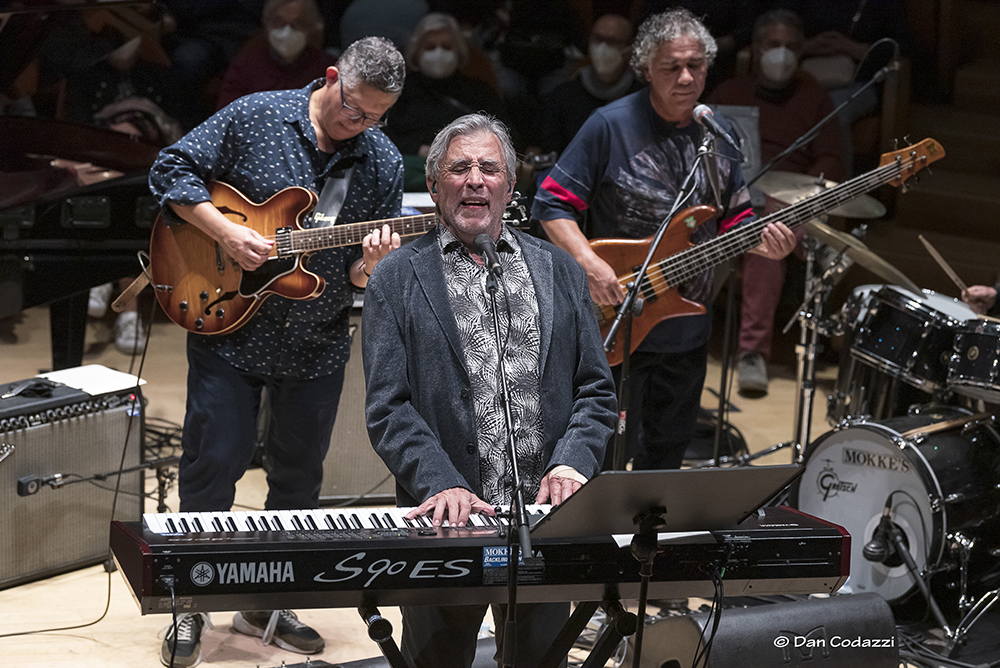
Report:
149,181,525,335
592,138,945,366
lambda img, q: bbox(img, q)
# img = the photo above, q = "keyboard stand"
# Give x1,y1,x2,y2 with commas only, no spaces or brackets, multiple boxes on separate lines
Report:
359,605,409,668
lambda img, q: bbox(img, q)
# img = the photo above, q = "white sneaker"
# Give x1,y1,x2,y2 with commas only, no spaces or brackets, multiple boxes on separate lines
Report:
115,310,145,354
88,283,113,318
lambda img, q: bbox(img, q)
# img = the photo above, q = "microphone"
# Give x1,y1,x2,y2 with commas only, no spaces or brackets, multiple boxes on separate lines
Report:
862,493,896,563
474,233,503,278
693,104,741,152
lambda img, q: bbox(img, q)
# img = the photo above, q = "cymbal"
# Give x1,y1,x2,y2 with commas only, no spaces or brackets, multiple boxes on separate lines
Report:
754,171,887,218
805,220,921,293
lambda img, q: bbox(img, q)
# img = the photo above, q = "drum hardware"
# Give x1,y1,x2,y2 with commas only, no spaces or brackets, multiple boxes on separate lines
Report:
804,220,920,293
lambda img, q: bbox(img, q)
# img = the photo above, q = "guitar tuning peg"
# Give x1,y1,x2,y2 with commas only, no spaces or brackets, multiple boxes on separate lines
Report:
893,137,899,150
903,133,912,145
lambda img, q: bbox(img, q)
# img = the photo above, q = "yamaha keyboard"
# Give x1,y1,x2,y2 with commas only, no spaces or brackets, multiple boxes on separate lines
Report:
110,505,849,614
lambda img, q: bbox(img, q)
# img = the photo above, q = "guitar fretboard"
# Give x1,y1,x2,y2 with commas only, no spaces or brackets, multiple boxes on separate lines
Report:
642,151,928,290
286,213,440,253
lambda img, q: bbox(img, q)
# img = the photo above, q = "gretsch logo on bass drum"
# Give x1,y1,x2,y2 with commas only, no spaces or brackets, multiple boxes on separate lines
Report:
816,460,857,501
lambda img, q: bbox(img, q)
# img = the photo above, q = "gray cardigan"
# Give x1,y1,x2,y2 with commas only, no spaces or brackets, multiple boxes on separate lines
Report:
362,227,617,507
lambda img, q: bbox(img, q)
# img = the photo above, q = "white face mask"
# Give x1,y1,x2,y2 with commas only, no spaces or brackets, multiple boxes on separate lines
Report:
759,46,798,85
269,25,307,63
589,41,625,78
419,46,458,79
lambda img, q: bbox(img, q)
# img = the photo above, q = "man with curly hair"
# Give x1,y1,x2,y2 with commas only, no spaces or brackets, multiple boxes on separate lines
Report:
533,8,795,471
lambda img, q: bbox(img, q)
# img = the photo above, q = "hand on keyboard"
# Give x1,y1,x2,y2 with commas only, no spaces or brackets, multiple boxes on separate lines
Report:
407,487,495,528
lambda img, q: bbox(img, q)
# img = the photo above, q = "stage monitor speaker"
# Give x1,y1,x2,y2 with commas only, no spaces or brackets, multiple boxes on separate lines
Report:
0,382,144,590
320,311,395,505
628,593,897,668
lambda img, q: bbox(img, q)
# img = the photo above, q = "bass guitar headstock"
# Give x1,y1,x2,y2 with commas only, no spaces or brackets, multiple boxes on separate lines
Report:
880,138,945,189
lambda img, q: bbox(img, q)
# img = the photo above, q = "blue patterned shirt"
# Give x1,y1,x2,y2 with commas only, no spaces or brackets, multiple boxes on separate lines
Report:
149,79,404,378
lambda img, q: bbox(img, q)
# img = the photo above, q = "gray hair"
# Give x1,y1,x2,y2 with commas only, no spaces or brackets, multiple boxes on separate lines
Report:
425,113,517,185
337,36,406,95
262,0,324,49
752,9,804,43
630,8,718,79
405,12,469,71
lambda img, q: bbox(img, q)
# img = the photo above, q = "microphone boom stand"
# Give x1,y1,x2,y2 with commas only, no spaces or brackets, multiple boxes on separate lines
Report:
484,269,533,668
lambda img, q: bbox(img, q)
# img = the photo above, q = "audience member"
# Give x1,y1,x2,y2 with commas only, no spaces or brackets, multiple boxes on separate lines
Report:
216,0,336,109
383,12,508,189
159,0,266,128
539,13,643,155
708,8,844,397
775,0,911,174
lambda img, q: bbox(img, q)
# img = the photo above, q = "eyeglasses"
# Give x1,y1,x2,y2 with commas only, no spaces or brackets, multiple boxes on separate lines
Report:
339,82,386,129
442,160,506,178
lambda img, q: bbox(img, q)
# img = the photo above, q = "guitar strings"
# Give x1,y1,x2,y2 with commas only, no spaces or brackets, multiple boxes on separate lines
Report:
609,153,923,303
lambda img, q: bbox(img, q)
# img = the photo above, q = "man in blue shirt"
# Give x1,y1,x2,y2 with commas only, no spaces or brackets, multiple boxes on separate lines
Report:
532,9,795,472
148,36,405,667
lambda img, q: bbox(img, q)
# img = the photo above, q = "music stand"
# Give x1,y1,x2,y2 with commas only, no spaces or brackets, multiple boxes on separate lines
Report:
530,464,803,539
531,465,804,668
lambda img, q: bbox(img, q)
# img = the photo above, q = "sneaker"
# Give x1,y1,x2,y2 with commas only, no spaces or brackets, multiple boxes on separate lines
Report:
114,310,145,354
88,283,113,318
232,609,324,654
160,612,210,668
737,352,769,399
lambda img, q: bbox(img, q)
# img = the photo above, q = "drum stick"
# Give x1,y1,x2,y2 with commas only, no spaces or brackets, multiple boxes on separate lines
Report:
918,234,968,294
901,411,995,439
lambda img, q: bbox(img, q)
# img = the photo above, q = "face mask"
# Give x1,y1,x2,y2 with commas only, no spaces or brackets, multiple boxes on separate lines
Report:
589,41,624,78
269,25,307,63
419,47,458,79
759,46,798,85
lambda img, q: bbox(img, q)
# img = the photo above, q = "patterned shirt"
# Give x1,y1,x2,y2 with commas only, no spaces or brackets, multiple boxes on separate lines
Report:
149,79,404,378
437,226,544,505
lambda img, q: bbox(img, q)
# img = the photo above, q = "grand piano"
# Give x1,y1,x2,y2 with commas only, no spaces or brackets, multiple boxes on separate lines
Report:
0,2,161,369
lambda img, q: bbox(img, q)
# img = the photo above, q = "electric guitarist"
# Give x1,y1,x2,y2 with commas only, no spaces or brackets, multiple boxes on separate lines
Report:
146,39,406,664
531,9,796,472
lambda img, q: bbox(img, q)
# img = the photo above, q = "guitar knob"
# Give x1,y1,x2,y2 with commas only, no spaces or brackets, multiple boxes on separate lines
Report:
194,318,204,330
215,309,225,319
200,291,209,301
179,301,189,312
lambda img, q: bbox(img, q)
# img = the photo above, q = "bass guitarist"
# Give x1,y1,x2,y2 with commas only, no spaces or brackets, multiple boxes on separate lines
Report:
532,9,796,472
147,37,404,667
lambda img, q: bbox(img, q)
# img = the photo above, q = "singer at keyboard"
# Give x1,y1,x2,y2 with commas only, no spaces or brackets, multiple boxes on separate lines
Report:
362,113,617,668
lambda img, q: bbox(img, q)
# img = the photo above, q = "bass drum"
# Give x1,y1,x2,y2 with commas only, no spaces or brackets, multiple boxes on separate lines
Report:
795,406,1000,616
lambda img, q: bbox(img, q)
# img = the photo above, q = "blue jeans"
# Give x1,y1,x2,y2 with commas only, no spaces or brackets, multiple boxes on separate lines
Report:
179,338,345,511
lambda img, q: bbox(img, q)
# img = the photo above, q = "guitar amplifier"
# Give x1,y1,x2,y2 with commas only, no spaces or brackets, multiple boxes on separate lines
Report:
319,310,395,504
0,377,144,590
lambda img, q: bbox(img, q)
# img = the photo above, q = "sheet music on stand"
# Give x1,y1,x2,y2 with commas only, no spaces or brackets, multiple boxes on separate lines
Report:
529,465,803,539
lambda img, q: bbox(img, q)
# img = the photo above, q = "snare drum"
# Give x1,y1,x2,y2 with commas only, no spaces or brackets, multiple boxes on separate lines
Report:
796,406,1000,617
949,318,1000,404
852,286,975,393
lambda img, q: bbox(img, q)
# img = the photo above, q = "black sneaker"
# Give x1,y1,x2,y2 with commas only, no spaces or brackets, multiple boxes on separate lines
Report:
160,612,209,668
232,609,324,654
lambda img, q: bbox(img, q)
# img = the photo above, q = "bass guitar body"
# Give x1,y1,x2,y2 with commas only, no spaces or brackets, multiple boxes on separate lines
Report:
591,205,717,367
150,182,320,335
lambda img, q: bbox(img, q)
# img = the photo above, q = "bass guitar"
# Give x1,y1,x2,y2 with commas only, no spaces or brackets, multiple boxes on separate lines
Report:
149,181,526,335
591,138,945,366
